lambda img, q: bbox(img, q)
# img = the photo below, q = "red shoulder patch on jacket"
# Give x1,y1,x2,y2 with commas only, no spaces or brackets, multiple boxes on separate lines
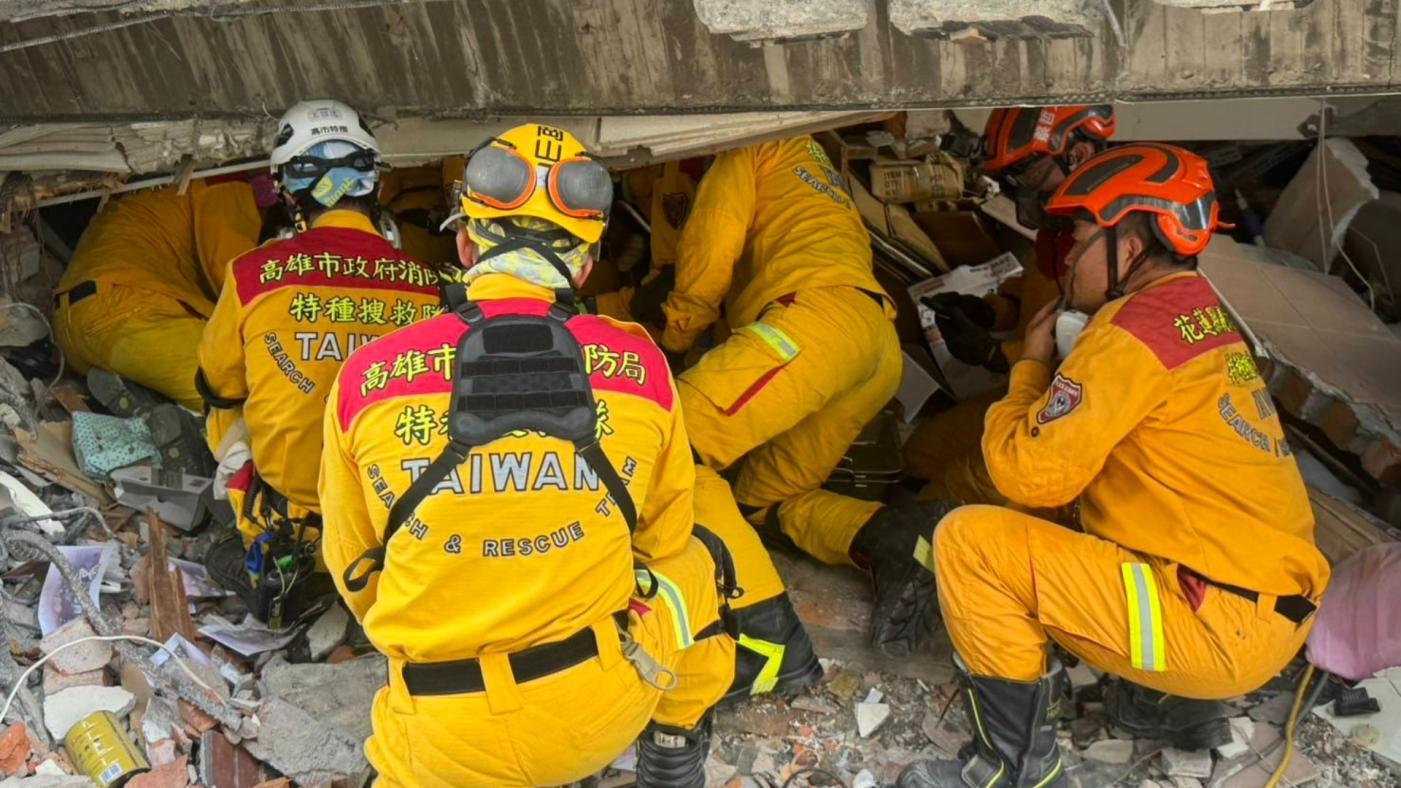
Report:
335,299,675,430
1110,276,1242,370
232,227,438,304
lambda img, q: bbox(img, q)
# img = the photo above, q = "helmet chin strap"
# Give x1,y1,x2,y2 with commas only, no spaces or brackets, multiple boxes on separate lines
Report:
475,236,579,305
1103,224,1153,302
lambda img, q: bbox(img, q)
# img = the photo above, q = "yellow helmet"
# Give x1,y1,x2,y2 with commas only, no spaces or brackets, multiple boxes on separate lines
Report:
457,123,612,244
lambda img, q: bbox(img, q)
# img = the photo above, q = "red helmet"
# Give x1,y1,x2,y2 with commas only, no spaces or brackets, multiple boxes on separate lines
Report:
981,105,1116,174
1045,143,1223,258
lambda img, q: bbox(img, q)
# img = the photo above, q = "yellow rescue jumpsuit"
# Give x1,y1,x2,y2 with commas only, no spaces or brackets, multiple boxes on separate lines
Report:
903,256,1061,505
935,272,1330,697
319,274,734,786
197,211,442,551
378,160,462,267
53,180,260,409
662,136,903,566
593,161,699,322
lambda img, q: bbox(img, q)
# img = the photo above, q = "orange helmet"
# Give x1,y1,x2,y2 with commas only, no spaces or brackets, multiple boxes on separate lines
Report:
981,105,1115,174
1045,143,1223,258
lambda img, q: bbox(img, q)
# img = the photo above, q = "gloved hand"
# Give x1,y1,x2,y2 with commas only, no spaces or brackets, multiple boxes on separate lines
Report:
922,292,1007,372
631,266,676,327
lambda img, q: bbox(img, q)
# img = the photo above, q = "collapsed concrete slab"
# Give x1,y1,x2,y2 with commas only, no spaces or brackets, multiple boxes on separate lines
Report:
889,0,1099,40
693,0,869,42
241,653,386,782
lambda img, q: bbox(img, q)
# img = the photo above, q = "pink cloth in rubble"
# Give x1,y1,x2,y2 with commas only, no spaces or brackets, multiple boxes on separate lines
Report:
1307,542,1401,681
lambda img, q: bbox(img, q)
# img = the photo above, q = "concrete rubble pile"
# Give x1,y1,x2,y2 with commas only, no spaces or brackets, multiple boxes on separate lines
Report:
0,111,1396,788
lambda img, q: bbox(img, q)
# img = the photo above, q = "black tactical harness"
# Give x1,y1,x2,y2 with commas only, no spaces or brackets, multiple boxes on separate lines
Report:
342,284,638,592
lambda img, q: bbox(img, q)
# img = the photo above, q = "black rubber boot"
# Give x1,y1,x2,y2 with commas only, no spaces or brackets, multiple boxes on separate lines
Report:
848,500,958,658
636,712,711,788
87,370,215,476
722,592,824,705
898,659,1068,788
203,531,259,612
1105,678,1233,751
87,369,164,417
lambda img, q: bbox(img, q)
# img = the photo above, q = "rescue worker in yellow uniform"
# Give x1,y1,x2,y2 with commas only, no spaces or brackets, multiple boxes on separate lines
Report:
898,144,1329,787
661,136,954,657
904,106,1115,505
53,176,262,411
197,100,442,627
319,123,735,787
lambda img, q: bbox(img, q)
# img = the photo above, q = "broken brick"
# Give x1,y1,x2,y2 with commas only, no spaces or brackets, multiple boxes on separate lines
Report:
177,701,217,735
126,755,188,788
0,723,38,777
41,664,106,695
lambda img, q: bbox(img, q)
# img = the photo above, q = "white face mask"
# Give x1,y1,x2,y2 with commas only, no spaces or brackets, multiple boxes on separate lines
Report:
1055,309,1091,359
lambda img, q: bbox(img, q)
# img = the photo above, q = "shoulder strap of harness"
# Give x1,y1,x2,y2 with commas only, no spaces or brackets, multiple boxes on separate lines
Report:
342,295,638,593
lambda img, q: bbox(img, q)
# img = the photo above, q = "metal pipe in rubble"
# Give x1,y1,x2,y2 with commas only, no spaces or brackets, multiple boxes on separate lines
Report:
2,531,250,733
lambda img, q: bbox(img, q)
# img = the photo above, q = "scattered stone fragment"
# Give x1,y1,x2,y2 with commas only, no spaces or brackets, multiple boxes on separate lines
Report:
39,619,112,675
29,761,63,777
41,665,105,695
305,603,350,661
0,724,37,777
42,686,136,741
1083,738,1135,765
853,769,878,788
1246,692,1294,726
1066,663,1100,690
1160,747,1212,779
790,696,837,715
704,755,738,786
147,738,178,768
126,756,188,788
864,688,884,704
856,702,891,738
827,672,861,703
1214,717,1253,759
1170,778,1203,788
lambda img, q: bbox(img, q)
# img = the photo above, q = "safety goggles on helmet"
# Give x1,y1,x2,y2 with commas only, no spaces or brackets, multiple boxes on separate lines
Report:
980,105,1116,176
463,139,613,221
1046,143,1225,259
281,148,380,179
1046,143,1229,299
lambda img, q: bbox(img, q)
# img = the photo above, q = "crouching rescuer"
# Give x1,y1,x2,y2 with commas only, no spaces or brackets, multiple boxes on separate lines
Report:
198,99,442,627
898,145,1329,787
319,123,738,786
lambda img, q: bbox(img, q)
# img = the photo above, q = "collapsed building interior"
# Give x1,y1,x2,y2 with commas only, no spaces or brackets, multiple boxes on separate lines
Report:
0,0,1400,786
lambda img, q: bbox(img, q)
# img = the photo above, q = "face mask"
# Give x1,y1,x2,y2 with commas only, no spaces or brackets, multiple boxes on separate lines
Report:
1055,309,1091,359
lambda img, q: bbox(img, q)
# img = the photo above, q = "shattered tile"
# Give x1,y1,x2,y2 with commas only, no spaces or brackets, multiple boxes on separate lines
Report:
1246,693,1294,726
1083,738,1135,765
305,603,349,661
856,702,890,738
39,619,112,675
126,755,188,788
41,665,105,695
1160,747,1213,779
42,685,135,741
1214,717,1254,760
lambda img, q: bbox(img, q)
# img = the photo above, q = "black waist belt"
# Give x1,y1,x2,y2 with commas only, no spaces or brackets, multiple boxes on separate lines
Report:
402,611,628,697
57,280,98,307
1209,579,1316,625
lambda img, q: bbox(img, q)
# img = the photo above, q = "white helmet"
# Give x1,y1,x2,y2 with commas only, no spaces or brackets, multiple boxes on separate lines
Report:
270,99,379,171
